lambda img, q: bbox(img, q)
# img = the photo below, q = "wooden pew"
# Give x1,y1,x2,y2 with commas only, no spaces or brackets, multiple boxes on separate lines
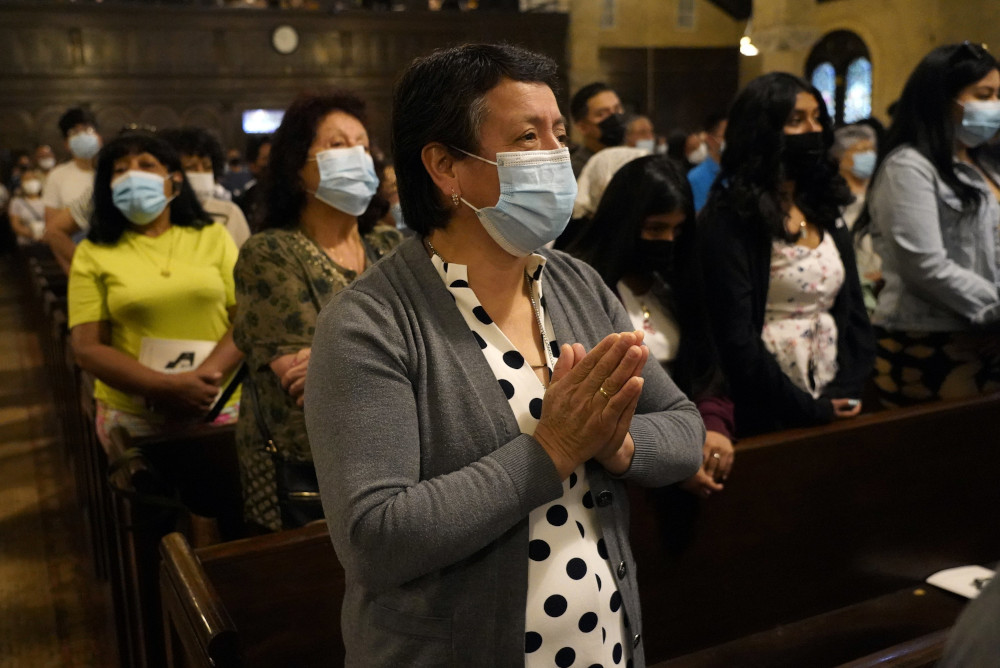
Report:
159,522,344,668
159,395,998,667
107,423,244,668
632,393,1000,665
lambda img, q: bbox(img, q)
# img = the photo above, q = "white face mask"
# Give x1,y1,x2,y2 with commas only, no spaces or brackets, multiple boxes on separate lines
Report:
22,179,42,196
37,157,56,171
686,141,709,165
634,138,655,153
185,171,216,205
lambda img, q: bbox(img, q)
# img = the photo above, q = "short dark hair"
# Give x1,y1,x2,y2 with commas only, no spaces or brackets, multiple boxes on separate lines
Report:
58,107,98,138
391,43,560,236
245,133,272,165
709,72,851,241
89,132,211,245
259,91,383,233
570,82,614,123
157,127,227,179
703,111,728,134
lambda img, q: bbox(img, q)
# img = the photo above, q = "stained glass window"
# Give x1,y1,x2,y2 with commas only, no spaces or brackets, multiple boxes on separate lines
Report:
811,62,836,119
844,57,872,123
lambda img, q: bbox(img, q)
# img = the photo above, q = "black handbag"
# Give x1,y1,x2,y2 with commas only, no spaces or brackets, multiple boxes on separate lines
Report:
243,368,324,528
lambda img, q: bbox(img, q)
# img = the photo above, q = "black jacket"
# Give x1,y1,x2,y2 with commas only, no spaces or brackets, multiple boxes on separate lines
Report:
699,197,875,437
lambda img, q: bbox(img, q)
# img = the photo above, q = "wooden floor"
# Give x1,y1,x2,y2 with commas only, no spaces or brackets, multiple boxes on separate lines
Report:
0,254,116,668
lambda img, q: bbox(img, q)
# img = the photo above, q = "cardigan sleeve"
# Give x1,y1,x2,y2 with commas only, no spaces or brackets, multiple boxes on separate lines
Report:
305,284,564,592
699,208,835,432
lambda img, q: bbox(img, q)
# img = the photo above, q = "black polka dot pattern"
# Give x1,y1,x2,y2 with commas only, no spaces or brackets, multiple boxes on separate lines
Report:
503,350,525,369
498,379,514,399
567,558,588,580
547,505,568,526
544,595,568,617
579,612,598,633
555,648,576,668
431,255,630,667
613,643,623,664
597,539,608,560
529,539,551,561
472,305,492,324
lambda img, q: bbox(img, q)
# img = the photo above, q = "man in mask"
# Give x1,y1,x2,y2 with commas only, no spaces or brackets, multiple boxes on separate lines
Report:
686,112,727,212
42,107,102,273
569,82,626,177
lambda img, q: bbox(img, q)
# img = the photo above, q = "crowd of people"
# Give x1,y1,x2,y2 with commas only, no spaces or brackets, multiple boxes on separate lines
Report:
3,38,999,667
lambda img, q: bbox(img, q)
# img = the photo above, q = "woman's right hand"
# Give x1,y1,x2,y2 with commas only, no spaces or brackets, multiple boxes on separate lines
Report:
533,332,648,479
155,370,222,415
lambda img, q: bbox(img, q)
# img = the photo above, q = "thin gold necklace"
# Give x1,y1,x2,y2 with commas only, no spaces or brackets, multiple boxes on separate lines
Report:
129,226,177,278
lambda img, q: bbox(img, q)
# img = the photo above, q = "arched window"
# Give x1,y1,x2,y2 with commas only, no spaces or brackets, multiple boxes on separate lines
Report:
810,62,836,119
844,57,872,123
805,30,872,126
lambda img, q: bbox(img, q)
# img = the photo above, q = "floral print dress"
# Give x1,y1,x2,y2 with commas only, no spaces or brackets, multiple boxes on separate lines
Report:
761,232,845,398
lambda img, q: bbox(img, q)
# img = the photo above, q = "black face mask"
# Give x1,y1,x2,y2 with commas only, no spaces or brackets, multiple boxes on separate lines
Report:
597,113,627,147
782,131,827,177
632,239,675,278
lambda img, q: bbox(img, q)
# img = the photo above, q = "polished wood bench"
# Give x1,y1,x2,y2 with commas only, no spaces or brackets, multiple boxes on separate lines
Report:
632,393,1000,664
159,521,344,668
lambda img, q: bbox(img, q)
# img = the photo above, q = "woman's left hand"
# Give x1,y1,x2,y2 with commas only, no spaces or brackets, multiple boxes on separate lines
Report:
680,430,734,498
280,348,311,407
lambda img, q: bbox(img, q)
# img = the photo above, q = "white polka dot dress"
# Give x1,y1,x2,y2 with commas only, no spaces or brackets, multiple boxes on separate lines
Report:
431,253,632,668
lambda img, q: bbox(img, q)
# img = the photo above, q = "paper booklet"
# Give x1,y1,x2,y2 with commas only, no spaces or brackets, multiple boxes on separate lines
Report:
138,337,217,374
926,565,995,599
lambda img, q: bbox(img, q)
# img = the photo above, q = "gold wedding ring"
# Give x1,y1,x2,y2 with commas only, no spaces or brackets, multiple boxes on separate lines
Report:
598,385,613,400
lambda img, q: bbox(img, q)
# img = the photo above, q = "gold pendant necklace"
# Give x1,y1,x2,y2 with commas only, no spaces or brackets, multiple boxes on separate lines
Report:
129,227,176,278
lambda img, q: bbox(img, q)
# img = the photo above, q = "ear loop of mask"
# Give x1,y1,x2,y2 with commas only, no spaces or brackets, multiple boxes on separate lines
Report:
449,146,496,212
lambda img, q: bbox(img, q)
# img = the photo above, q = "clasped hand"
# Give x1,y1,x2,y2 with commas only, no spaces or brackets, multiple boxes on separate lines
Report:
533,331,648,479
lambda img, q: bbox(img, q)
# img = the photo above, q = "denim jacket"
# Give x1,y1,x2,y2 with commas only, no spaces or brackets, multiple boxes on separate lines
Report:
870,145,1000,331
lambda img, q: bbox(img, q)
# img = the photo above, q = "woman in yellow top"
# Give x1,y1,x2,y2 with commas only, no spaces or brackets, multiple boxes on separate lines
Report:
68,131,243,449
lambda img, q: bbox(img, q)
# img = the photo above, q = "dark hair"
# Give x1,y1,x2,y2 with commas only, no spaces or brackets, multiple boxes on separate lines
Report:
89,132,211,245
391,43,560,236
58,107,98,138
570,155,695,286
259,91,384,233
568,154,724,400
570,82,614,123
707,72,852,241
703,111,728,134
876,43,998,212
245,133,272,165
157,127,227,179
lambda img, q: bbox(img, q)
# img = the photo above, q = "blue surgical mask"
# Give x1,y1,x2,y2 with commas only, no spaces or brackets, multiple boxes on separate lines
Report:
390,202,406,230
310,145,379,216
112,171,172,225
68,131,100,160
634,139,655,153
456,147,577,257
956,100,1000,147
850,150,877,179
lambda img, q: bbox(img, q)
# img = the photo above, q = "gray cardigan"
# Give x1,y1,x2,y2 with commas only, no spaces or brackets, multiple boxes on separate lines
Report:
305,237,704,667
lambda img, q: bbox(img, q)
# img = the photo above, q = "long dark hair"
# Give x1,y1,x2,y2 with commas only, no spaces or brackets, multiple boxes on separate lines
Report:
259,91,384,234
856,42,999,240
89,132,210,245
568,154,724,401
706,72,851,241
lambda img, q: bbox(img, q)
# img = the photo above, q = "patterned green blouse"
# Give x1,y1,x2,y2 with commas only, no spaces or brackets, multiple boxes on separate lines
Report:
233,225,402,530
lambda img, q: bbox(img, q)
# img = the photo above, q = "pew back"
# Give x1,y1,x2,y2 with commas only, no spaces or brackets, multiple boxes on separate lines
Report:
632,394,1000,662
160,522,344,668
